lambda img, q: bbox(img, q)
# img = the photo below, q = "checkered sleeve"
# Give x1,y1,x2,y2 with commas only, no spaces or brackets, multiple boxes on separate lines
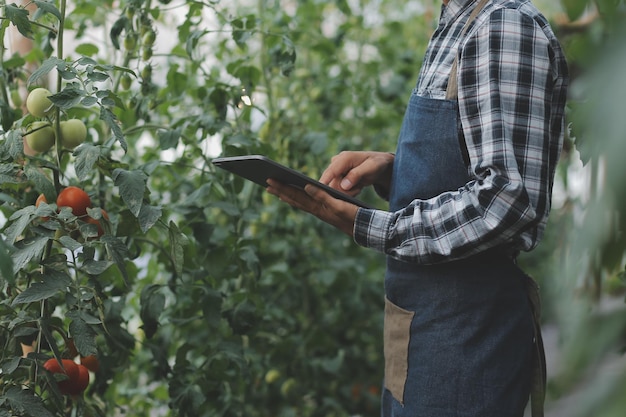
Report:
353,7,566,264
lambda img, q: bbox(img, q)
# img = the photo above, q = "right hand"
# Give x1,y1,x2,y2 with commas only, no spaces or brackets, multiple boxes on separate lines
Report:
319,151,394,196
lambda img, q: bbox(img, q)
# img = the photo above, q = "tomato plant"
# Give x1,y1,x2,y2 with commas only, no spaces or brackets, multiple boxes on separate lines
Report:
1,0,625,416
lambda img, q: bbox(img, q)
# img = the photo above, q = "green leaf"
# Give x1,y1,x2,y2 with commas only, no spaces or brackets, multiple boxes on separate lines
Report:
158,128,181,150
140,284,165,339
2,56,26,69
1,130,27,160
0,163,19,185
4,4,33,39
96,89,125,109
0,237,15,286
231,65,261,89
138,204,162,233
2,386,54,417
112,168,147,217
101,235,129,284
185,30,208,58
231,15,256,48
0,356,22,375
27,57,63,87
58,235,82,251
87,70,110,83
33,0,62,20
81,259,114,275
23,164,55,201
74,144,102,181
11,236,48,274
5,207,36,244
109,15,130,50
12,269,71,305
75,43,99,56
0,99,16,131
100,106,127,152
67,313,98,356
49,86,85,110
168,221,188,278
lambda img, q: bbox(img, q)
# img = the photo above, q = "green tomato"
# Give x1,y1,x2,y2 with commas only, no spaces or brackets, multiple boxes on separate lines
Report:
59,119,88,149
120,74,133,90
124,34,138,51
26,88,53,118
25,121,55,153
264,369,281,384
142,30,156,47
280,378,297,398
142,46,153,61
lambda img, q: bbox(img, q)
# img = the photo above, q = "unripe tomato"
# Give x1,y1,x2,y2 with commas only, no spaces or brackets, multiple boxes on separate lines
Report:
43,358,79,396
26,87,54,117
142,29,156,46
120,74,133,90
141,64,152,80
57,186,91,217
59,119,87,149
25,121,55,153
264,369,281,384
124,34,137,51
142,46,153,61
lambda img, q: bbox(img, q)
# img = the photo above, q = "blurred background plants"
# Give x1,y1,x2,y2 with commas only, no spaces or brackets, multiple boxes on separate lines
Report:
0,0,624,416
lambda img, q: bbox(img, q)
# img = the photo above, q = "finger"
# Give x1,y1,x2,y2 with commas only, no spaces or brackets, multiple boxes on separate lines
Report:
319,152,360,185
267,180,314,210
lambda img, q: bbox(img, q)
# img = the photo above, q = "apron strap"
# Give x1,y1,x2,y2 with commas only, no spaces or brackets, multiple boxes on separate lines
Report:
526,275,547,417
445,0,490,100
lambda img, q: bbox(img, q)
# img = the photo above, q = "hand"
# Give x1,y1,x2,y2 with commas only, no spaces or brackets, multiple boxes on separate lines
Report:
265,179,359,237
319,151,394,196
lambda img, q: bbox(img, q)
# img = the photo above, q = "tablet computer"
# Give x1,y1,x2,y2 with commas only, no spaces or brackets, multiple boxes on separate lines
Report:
212,155,373,209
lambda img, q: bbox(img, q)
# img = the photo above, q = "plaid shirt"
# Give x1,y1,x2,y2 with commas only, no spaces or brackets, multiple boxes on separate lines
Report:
353,0,569,264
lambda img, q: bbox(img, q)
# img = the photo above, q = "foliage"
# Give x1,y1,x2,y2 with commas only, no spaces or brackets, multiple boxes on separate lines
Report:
0,0,436,415
538,1,626,416
0,0,624,416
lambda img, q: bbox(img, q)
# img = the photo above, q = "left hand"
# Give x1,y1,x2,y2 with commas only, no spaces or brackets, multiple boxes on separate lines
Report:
265,179,359,237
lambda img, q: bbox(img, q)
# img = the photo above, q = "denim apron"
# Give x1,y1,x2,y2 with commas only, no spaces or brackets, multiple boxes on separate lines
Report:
381,91,535,417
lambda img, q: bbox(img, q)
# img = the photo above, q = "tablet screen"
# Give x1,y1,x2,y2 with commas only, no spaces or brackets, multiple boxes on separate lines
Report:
212,155,373,209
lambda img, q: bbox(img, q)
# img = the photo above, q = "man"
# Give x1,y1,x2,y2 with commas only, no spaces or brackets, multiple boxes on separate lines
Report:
267,0,568,416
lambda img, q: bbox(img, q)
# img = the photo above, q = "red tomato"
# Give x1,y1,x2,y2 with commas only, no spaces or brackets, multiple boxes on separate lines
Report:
43,358,79,396
80,354,100,372
85,209,109,237
35,193,50,220
56,186,91,217
66,364,90,396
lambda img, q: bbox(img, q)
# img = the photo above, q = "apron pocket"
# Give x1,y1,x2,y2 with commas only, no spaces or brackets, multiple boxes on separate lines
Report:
383,296,415,405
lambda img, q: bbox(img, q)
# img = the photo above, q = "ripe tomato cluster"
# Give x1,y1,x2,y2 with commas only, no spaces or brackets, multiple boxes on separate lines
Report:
23,87,88,154
36,186,108,237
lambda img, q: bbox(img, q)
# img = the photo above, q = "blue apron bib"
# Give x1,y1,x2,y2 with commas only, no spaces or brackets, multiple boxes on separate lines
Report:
381,91,534,417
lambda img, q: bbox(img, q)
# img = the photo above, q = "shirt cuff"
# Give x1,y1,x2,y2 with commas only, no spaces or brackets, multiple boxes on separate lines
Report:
353,207,394,254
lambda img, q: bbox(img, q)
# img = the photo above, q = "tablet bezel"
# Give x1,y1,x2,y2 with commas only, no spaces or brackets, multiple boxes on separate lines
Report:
212,155,374,209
